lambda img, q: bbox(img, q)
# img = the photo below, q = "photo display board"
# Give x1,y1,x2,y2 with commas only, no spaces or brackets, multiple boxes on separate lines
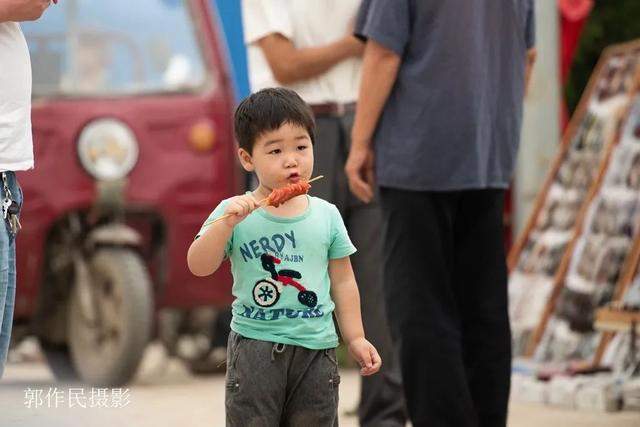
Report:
535,94,640,364
599,262,640,376
509,40,640,361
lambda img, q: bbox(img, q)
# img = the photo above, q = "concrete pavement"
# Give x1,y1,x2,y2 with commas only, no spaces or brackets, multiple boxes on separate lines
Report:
1,339,638,426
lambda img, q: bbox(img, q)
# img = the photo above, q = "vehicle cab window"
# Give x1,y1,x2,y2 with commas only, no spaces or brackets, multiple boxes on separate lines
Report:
22,0,208,97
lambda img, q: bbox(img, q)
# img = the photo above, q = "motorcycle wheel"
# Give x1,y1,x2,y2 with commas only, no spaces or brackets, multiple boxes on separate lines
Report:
38,340,80,382
68,248,153,386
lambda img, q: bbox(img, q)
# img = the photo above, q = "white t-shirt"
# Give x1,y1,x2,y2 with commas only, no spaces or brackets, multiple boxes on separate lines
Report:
242,0,362,105
0,22,34,172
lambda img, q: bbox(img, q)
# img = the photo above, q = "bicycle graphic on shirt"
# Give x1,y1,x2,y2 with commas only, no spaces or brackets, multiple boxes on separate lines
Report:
252,253,318,308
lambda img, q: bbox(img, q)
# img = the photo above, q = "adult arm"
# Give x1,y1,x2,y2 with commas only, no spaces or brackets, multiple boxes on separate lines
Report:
0,0,51,23
257,33,363,85
242,0,363,85
345,0,408,203
345,40,400,203
525,47,537,95
524,0,536,95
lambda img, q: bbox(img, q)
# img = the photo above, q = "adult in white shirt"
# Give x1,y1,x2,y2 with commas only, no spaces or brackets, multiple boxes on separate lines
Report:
0,0,52,378
242,1,407,425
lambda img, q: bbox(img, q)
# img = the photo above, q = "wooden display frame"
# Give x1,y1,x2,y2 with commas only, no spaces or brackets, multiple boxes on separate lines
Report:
509,39,640,268
593,232,640,364
526,101,637,357
595,308,640,333
507,39,640,359
595,306,640,374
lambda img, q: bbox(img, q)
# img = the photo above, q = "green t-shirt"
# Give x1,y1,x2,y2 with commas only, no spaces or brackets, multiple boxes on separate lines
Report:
196,195,356,349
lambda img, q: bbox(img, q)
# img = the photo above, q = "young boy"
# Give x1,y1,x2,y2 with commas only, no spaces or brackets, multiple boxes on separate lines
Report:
187,88,381,425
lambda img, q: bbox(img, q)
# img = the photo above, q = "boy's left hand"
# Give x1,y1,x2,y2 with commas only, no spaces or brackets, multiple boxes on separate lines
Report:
348,337,382,376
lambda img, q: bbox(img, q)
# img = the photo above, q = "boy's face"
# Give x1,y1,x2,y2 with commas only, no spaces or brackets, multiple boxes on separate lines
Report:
239,122,314,191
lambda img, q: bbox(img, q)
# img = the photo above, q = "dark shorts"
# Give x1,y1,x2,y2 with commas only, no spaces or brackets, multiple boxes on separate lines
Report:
225,331,340,427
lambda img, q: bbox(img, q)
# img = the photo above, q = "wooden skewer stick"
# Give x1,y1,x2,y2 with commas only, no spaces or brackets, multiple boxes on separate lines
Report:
207,175,324,226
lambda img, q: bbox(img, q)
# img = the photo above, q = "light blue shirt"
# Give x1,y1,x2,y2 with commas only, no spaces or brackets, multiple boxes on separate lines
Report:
196,196,356,349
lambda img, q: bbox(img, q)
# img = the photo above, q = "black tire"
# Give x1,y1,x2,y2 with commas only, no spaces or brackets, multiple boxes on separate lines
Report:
186,352,228,376
298,290,317,308
68,248,153,387
38,340,80,383
187,308,232,376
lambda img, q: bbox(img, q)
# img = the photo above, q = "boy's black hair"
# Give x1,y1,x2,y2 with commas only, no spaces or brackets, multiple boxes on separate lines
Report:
234,87,315,153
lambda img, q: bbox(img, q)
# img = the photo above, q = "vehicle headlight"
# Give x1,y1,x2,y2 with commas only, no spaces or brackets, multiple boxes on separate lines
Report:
77,118,139,180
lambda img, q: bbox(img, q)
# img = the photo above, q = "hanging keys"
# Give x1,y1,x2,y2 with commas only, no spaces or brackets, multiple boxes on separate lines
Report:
2,198,12,219
2,199,19,219
8,213,21,235
1,172,21,234
7,200,19,216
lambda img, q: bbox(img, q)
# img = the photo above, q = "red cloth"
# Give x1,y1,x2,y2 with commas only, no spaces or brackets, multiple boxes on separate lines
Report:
559,0,593,129
560,0,593,83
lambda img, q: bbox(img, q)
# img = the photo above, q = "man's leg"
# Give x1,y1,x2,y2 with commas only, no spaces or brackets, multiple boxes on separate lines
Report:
338,113,407,426
379,187,477,427
454,190,511,427
309,116,342,205
348,201,407,427
0,173,18,379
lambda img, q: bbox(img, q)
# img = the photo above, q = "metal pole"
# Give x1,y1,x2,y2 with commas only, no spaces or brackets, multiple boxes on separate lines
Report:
514,2,561,236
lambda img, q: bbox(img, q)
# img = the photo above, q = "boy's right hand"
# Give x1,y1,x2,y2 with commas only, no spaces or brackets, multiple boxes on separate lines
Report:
222,194,260,227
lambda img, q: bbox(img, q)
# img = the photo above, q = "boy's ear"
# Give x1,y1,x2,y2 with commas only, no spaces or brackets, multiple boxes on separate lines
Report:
238,148,254,172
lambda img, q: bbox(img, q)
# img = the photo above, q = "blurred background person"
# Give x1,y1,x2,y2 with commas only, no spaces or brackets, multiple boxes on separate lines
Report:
0,0,54,379
347,0,536,425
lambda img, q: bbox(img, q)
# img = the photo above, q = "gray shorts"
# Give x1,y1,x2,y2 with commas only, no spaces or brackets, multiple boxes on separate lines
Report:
225,331,340,426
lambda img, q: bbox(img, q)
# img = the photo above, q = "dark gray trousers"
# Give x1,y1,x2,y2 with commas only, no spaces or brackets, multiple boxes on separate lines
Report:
225,331,340,426
313,113,407,427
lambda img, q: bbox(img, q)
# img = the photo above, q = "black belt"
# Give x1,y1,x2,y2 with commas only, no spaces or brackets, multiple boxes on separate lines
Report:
309,102,356,117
